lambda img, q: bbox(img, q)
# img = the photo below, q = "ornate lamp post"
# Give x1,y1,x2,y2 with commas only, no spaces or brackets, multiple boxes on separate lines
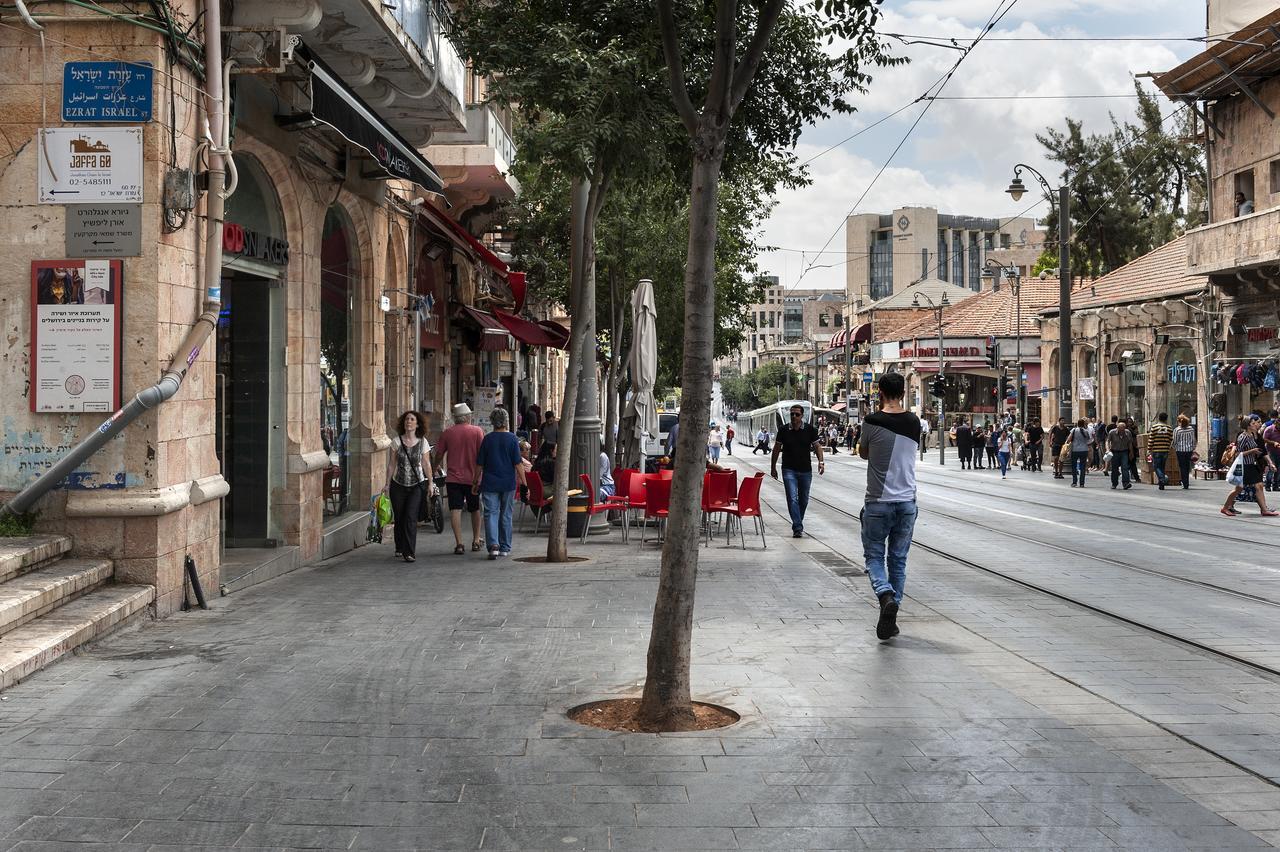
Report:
1006,164,1071,422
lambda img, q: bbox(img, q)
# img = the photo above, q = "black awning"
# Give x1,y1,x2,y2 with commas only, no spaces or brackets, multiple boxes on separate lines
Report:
296,44,445,194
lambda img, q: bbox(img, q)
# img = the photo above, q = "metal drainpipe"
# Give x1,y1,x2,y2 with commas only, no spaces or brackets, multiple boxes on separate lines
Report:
3,0,229,517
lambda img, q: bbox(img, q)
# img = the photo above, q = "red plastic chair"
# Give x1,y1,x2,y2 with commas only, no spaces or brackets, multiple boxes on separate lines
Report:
723,473,766,549
640,476,671,545
655,468,673,481
626,471,648,536
577,474,618,543
605,468,634,509
701,471,738,545
522,471,553,533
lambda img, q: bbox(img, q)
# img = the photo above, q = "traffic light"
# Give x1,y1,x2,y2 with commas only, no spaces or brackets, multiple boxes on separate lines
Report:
985,337,999,368
999,374,1012,402
929,375,947,398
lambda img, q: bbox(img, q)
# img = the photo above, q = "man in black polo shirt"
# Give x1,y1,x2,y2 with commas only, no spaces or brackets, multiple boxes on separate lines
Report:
1049,416,1070,479
771,404,825,537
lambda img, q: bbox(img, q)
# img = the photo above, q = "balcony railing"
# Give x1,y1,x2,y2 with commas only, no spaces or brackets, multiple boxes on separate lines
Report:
388,0,466,106
1187,205,1280,276
431,104,516,170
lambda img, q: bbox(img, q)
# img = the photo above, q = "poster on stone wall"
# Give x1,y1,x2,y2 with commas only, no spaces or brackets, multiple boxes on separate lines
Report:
473,386,497,431
29,259,122,413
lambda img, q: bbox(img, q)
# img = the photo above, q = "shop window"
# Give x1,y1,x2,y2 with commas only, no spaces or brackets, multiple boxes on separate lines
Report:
1165,345,1197,424
1271,159,1280,195
819,314,830,327
1122,349,1147,423
321,205,358,519
1000,233,1012,249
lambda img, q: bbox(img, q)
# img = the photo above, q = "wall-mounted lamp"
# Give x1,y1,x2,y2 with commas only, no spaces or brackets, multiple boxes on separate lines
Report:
424,243,447,261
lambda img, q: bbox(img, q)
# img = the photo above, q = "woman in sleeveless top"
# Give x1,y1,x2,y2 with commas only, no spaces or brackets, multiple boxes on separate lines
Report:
383,410,436,562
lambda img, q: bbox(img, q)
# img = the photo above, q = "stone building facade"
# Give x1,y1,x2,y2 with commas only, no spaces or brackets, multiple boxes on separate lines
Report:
0,2,560,615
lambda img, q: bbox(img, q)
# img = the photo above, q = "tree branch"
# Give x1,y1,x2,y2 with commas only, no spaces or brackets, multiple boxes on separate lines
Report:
704,0,738,120
657,0,699,136
729,0,785,114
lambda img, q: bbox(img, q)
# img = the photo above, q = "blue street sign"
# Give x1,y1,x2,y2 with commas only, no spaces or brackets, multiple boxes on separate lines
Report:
63,62,153,122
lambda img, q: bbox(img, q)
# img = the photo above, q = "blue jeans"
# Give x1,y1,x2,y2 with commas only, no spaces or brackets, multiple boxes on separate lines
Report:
862,500,917,604
781,468,812,533
709,445,721,463
1151,451,1168,485
481,490,514,553
997,451,1010,476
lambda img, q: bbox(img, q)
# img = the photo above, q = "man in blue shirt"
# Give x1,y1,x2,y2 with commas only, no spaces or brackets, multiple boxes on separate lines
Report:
472,408,525,559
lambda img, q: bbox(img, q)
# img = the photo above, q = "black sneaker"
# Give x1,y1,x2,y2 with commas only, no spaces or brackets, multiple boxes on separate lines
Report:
792,530,803,538
876,591,899,640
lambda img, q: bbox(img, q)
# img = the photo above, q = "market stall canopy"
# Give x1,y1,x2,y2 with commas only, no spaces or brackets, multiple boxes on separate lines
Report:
291,44,446,194
493,310,569,349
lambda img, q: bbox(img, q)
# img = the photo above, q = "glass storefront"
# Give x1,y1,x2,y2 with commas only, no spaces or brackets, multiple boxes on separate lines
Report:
1165,344,1198,424
1123,349,1148,423
321,206,357,518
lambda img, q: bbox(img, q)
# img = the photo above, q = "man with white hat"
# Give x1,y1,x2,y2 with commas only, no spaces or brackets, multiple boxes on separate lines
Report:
432,403,486,555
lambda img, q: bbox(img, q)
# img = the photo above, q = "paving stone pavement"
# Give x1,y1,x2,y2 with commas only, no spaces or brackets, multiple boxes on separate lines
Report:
0,505,1276,850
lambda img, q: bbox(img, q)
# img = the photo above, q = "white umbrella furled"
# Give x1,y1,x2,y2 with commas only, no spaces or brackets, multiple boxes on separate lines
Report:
621,278,658,468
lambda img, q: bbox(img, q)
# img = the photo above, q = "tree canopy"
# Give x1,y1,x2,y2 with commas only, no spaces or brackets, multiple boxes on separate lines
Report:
1036,83,1205,278
721,361,805,412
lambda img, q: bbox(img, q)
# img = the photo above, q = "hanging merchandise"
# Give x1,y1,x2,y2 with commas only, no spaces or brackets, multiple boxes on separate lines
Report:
1265,362,1278,391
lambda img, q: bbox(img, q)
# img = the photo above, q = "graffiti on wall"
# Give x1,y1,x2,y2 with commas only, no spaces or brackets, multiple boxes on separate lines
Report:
1,416,133,491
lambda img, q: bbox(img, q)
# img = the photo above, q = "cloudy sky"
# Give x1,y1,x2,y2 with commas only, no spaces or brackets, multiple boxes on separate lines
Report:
760,0,1207,292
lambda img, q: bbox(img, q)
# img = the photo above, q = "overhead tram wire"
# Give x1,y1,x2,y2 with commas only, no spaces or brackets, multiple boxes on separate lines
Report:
783,0,1025,298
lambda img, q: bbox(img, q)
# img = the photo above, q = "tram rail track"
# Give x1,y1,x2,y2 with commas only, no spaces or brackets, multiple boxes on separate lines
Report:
727,454,1280,682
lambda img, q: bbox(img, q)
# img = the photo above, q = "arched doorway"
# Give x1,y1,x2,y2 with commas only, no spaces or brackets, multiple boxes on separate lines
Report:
1122,348,1148,423
217,153,288,547
1081,348,1098,419
321,206,358,517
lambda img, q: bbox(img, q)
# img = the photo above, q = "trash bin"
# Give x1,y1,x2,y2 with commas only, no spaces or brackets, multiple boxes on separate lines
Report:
566,492,590,539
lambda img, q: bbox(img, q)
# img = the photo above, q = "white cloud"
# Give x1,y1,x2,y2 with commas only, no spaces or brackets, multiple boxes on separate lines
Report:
757,1,1206,294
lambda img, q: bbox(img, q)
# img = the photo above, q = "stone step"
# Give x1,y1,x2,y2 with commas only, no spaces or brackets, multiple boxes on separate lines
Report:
0,559,114,638
0,584,154,691
0,535,73,584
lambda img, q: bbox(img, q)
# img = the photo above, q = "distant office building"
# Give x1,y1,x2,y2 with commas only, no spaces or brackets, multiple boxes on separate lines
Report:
717,276,844,379
845,206,1044,305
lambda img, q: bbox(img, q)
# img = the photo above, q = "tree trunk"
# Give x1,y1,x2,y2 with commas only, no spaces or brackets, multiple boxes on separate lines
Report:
602,268,622,464
547,176,591,562
636,142,724,730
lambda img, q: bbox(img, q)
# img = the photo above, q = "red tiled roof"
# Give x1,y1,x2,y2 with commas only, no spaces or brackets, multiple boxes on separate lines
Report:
1040,235,1206,315
892,280,1062,341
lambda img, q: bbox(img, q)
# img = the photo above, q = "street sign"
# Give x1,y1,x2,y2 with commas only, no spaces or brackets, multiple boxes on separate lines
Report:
65,204,142,257
38,127,143,204
863,371,873,382
62,62,153,122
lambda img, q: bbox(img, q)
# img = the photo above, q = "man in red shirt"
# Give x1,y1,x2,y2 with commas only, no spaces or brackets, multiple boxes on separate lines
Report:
433,403,486,555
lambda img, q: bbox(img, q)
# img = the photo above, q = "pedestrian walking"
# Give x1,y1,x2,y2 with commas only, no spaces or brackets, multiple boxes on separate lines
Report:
1108,419,1135,490
971,425,986,468
472,407,526,560
383,410,435,563
771,404,824,537
1222,416,1278,517
996,427,1013,478
1049,417,1069,479
665,416,680,460
433,403,486,555
1088,417,1103,470
1147,412,1174,490
1173,414,1196,489
828,423,841,454
984,425,998,470
725,425,735,455
541,411,560,448
955,417,973,469
844,422,856,449
753,427,770,455
920,416,932,452
1262,411,1280,491
1068,418,1093,487
707,423,724,463
858,372,920,641
1124,415,1141,483
1025,418,1044,472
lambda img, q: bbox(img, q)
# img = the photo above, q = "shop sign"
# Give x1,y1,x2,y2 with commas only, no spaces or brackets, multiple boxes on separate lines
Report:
1166,362,1197,383
65,204,142,257
1242,326,1280,355
872,341,900,361
62,62,153,122
29,259,122,412
38,127,143,203
222,222,289,266
901,345,982,359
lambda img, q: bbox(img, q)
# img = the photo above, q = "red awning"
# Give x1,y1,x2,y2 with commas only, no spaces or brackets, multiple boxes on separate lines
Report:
419,203,508,277
457,306,512,352
493,310,569,349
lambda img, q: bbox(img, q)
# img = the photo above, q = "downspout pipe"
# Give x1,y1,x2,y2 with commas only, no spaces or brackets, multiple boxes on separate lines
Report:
3,0,229,517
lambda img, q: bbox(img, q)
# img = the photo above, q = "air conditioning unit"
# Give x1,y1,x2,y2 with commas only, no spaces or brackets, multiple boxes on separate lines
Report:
224,27,296,74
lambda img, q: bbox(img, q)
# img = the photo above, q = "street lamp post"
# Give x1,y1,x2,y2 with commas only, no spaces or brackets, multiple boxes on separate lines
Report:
1006,164,1071,422
913,291,949,466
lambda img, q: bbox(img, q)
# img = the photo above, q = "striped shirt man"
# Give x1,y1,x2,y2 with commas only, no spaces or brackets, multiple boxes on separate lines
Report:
1147,421,1174,455
1172,424,1197,453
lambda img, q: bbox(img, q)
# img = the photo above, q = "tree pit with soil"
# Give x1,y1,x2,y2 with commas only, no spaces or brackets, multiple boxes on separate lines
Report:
514,556,591,564
567,698,740,733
